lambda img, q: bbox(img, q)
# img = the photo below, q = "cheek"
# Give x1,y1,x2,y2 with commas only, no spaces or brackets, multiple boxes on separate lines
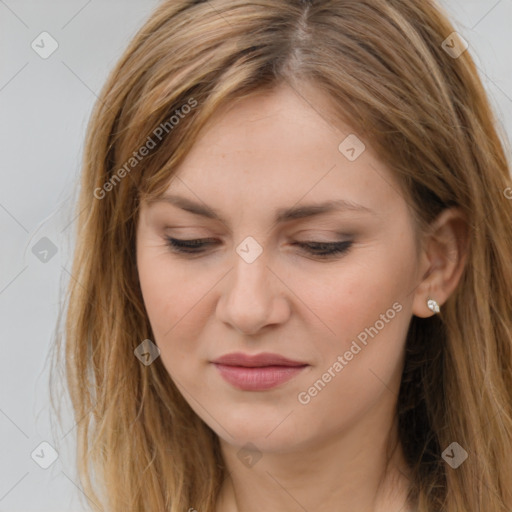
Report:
294,237,416,410
137,253,175,334
304,247,415,343
136,245,215,370
293,270,411,433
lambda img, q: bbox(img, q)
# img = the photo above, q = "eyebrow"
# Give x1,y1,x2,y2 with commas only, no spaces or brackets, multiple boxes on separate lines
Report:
151,194,376,224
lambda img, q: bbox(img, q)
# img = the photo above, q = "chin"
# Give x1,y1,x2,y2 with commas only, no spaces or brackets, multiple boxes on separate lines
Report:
211,414,305,452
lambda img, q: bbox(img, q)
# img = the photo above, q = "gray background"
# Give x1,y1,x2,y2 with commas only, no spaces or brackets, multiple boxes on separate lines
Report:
1,1,511,510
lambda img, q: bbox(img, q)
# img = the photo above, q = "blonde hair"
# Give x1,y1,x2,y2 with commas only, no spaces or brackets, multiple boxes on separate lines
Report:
53,0,512,510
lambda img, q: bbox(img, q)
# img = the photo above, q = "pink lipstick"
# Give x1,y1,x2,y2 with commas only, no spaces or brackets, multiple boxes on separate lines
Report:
211,352,308,391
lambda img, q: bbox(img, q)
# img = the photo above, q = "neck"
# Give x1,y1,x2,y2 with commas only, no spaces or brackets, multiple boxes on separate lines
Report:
215,398,413,512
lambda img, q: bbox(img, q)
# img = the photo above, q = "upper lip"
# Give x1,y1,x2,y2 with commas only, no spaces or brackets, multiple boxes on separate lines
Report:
212,352,307,367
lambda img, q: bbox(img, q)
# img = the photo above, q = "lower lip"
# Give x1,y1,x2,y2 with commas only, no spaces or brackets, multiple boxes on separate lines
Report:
213,363,307,391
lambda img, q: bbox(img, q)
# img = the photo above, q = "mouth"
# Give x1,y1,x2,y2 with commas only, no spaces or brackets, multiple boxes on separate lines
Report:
211,352,309,391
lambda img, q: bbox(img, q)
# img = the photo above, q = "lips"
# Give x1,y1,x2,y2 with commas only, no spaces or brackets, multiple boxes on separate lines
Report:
212,352,306,367
211,352,308,391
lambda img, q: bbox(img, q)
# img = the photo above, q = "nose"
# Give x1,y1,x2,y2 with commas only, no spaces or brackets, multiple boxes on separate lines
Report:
216,248,291,336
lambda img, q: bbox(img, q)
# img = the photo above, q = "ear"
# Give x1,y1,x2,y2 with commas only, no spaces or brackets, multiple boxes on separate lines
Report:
412,207,469,318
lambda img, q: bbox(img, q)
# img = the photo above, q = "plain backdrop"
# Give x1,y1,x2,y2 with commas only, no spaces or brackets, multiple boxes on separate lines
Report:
1,1,511,510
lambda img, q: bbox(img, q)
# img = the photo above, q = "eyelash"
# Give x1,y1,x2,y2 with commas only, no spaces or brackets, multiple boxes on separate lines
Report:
164,237,353,259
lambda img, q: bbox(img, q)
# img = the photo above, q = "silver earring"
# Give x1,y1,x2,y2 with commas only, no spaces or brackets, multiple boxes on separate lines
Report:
427,298,440,314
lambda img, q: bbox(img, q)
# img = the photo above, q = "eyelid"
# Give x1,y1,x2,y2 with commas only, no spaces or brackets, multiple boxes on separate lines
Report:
163,236,353,259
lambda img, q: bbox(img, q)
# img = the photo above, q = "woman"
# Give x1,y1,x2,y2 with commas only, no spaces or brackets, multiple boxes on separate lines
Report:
55,0,512,511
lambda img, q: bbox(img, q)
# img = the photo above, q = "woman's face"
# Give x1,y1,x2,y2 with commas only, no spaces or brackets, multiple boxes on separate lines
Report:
136,83,424,453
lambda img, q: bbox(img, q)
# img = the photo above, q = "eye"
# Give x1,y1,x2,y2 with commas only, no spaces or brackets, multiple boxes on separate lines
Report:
165,237,353,259
164,237,217,254
293,240,353,258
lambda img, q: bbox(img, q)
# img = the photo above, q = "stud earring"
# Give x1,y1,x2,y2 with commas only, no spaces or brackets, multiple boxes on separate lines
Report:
427,297,440,314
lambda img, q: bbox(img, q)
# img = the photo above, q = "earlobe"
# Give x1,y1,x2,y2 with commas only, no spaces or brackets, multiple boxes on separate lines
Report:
411,207,469,318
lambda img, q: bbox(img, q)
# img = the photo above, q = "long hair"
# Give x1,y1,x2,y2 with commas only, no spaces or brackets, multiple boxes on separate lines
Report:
53,0,512,510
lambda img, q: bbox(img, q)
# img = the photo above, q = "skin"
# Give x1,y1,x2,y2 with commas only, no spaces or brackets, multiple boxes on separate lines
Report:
136,82,468,512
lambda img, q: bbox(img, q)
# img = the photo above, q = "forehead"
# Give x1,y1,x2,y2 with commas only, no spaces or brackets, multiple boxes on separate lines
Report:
158,84,407,224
